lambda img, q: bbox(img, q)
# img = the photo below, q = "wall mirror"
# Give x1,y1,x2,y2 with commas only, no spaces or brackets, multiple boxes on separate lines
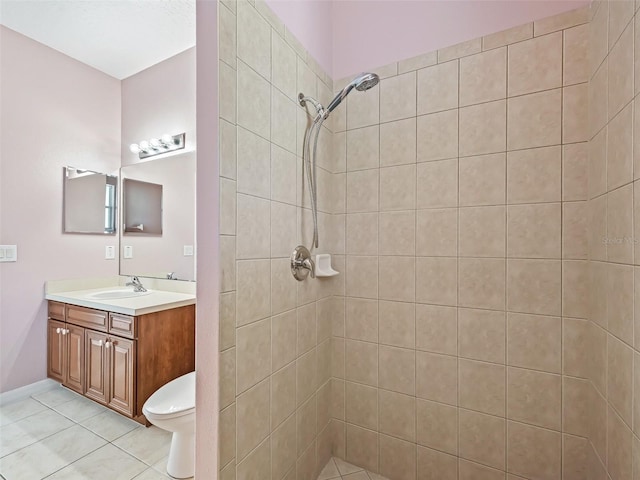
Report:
119,152,195,281
123,179,163,235
63,167,117,235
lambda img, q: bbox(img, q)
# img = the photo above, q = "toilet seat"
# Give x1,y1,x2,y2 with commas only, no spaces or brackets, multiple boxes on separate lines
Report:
143,372,195,419
144,406,194,420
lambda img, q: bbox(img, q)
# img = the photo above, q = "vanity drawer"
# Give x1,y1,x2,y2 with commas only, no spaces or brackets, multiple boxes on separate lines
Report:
109,313,136,339
48,301,66,321
67,305,108,331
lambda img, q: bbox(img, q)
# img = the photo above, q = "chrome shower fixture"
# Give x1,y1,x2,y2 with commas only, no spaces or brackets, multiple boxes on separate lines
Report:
293,72,380,281
326,72,379,114
298,94,325,117
299,72,380,119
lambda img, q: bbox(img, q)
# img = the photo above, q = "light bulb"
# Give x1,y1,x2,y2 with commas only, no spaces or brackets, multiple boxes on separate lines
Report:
161,134,173,146
129,144,140,154
139,140,150,151
149,138,161,148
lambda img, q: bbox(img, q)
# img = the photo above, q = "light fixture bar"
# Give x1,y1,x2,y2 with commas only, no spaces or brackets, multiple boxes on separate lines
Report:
129,133,186,160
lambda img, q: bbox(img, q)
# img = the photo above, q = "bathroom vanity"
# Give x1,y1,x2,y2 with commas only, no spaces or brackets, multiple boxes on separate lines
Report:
45,284,195,425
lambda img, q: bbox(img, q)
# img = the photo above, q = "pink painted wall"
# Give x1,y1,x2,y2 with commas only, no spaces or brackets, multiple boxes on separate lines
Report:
120,48,196,282
332,0,589,79
121,48,196,166
0,26,121,393
266,0,589,80
263,0,334,76
195,0,219,477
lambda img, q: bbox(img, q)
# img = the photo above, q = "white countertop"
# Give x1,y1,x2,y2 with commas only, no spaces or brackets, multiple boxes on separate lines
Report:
45,277,196,316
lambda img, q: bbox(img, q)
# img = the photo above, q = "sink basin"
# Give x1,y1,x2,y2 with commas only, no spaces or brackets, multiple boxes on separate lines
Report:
85,289,152,300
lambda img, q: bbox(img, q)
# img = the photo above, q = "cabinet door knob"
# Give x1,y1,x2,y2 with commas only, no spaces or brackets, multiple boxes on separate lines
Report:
56,328,61,334
105,341,111,349
62,329,68,335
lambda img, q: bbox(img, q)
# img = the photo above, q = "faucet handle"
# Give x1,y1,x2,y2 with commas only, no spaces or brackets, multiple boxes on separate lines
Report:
291,245,315,281
302,257,315,279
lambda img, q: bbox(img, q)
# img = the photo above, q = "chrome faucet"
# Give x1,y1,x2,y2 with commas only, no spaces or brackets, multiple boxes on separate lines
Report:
291,245,315,281
126,276,147,292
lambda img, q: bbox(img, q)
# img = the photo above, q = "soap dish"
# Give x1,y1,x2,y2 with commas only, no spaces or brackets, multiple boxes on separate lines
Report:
315,254,339,277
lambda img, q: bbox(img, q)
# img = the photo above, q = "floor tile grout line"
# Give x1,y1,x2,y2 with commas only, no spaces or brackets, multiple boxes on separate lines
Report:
39,441,112,480
7,410,109,479
1,388,175,479
0,413,81,460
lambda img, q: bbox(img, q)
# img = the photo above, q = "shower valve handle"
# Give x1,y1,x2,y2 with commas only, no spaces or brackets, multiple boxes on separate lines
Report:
291,245,315,281
302,257,316,278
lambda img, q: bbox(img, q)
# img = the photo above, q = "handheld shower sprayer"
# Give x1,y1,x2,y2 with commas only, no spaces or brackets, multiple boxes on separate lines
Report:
299,72,380,119
292,73,380,281
326,72,380,115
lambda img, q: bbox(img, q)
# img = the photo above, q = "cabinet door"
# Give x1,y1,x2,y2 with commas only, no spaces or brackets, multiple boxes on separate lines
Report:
47,320,65,383
108,337,135,416
65,324,85,394
85,331,109,404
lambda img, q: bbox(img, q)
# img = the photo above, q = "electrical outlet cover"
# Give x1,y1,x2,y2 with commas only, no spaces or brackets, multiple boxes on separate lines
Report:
0,245,17,262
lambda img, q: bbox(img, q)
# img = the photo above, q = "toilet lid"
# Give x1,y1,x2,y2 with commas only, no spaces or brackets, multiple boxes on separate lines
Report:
144,371,195,416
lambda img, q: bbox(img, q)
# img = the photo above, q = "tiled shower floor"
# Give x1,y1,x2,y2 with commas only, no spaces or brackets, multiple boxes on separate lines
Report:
0,385,182,480
318,457,390,480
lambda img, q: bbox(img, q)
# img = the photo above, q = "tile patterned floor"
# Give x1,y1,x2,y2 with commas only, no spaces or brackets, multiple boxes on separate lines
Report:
318,457,390,480
0,385,183,480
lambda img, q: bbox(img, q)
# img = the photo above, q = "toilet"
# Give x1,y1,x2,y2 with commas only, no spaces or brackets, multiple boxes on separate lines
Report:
143,372,195,479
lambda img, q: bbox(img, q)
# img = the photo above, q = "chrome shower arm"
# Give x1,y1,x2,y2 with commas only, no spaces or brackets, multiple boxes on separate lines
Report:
299,94,325,117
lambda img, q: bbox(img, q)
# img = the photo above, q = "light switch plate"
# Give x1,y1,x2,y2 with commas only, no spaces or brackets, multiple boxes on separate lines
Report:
0,245,17,262
183,245,194,256
123,245,133,259
105,246,115,260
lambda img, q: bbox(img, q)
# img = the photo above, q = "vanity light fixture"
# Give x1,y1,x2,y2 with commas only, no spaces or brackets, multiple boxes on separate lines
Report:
129,133,186,159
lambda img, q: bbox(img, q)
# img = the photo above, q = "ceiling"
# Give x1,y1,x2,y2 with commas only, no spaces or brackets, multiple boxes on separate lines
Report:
0,0,195,80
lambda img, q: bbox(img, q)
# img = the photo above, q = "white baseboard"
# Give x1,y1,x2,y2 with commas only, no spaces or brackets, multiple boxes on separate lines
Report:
0,379,58,406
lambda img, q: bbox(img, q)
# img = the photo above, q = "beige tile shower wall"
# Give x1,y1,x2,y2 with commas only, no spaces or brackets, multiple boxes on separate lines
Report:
218,1,345,480
331,7,590,480
586,0,640,477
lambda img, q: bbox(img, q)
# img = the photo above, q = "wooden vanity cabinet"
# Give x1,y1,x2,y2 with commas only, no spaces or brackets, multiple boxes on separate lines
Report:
85,329,135,416
47,302,85,395
85,330,109,405
47,300,195,424
47,319,65,383
65,324,85,394
108,335,135,416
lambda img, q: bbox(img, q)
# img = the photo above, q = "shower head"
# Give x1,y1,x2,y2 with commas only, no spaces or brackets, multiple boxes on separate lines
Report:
326,72,380,115
354,72,380,91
